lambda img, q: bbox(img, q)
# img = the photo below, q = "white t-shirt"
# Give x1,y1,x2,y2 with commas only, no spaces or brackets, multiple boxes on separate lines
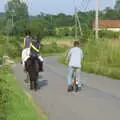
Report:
67,47,83,68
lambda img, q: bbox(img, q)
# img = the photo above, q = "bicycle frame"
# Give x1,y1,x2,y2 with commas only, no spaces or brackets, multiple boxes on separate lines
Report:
72,68,77,85
72,67,79,92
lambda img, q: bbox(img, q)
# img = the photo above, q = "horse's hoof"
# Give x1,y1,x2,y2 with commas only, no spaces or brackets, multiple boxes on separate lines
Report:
34,86,37,91
30,87,33,90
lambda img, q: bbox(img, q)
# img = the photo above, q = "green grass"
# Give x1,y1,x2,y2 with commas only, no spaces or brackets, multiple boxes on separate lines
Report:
82,39,120,79
0,36,22,59
59,39,120,80
0,66,47,120
41,42,69,55
42,36,74,44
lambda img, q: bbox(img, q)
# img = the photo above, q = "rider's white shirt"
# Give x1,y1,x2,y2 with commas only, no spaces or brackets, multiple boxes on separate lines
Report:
22,48,30,62
21,48,44,65
68,47,83,68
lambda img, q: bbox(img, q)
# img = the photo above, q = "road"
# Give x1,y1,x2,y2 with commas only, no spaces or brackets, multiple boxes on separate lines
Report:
13,56,120,120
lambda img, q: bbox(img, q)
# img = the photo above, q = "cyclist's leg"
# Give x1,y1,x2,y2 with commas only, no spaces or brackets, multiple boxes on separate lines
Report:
67,67,74,85
76,68,81,87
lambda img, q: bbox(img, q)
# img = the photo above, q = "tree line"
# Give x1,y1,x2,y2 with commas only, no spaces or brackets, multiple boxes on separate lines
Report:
0,0,120,39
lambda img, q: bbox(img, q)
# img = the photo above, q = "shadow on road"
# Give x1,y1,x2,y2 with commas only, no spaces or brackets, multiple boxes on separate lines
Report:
37,80,48,89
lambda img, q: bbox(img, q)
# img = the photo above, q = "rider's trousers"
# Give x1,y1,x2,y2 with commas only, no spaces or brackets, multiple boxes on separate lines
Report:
67,67,81,87
21,48,44,69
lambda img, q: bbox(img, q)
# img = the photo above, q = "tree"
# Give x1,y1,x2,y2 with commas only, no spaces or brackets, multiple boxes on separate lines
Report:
115,0,120,11
3,19,13,35
102,7,120,20
4,0,29,35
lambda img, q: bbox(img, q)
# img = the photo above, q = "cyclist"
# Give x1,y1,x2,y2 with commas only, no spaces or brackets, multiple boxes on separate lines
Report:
66,40,84,92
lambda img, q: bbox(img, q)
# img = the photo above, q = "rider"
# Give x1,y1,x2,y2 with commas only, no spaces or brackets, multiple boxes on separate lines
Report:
66,40,84,92
21,30,32,71
30,36,44,72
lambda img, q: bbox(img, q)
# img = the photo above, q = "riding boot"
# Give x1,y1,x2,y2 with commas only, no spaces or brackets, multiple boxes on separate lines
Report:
24,61,27,72
39,60,43,72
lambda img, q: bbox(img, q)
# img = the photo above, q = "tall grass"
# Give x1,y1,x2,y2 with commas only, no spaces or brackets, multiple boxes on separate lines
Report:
82,39,120,79
42,36,74,44
60,39,120,80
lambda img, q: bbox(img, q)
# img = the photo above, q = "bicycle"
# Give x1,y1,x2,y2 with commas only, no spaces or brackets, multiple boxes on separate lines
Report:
72,67,81,92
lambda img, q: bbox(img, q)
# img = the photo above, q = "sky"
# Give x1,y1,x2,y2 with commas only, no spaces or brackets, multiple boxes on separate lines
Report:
0,0,116,15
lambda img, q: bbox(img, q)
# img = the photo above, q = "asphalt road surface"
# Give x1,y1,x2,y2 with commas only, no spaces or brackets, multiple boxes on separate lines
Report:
13,56,120,120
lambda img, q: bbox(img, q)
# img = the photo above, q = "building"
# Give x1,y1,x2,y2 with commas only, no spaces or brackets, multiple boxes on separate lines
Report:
92,20,120,31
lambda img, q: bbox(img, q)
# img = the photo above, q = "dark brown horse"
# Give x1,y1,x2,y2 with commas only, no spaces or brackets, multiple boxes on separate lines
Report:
25,55,39,90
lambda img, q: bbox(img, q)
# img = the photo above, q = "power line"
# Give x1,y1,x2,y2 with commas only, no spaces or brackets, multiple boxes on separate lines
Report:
83,0,91,11
74,0,91,40
78,0,90,12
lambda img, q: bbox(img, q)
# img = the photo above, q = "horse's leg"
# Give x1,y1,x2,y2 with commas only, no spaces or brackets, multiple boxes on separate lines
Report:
30,77,34,90
34,79,37,91
30,80,32,90
34,76,37,91
34,72,38,91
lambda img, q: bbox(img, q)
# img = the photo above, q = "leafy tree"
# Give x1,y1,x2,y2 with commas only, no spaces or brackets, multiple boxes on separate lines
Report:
4,0,29,35
115,0,120,11
102,7,120,20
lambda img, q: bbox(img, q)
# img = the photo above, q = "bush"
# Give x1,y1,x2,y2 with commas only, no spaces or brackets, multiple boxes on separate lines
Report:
0,66,46,120
0,36,22,59
0,57,3,65
99,30,120,39
0,114,6,120
0,78,10,108
0,67,11,118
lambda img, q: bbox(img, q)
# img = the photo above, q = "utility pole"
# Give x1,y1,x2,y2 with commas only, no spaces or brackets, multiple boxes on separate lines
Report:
74,6,83,40
95,0,99,40
74,6,78,40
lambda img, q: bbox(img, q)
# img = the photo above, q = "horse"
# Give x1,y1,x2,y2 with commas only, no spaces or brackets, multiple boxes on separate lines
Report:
25,55,39,90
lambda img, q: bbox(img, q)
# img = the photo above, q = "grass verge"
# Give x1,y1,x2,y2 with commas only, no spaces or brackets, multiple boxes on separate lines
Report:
0,66,47,120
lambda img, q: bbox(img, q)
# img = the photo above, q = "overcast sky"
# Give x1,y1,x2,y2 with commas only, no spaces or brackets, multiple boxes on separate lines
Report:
0,0,116,15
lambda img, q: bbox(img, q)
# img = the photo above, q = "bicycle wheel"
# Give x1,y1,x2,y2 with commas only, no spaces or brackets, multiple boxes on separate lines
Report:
73,70,78,92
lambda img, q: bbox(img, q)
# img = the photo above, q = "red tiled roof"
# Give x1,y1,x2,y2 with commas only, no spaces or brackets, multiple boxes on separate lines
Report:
92,20,120,28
